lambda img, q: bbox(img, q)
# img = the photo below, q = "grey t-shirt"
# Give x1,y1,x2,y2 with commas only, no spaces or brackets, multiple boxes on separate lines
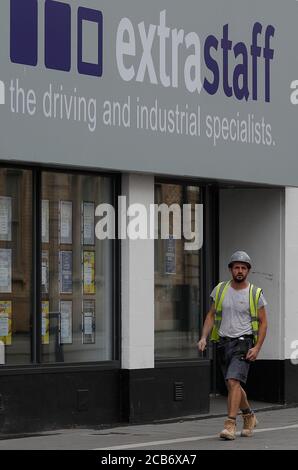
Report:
210,283,267,338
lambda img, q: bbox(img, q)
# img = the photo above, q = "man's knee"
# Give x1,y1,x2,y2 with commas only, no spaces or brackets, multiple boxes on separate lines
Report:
227,378,241,390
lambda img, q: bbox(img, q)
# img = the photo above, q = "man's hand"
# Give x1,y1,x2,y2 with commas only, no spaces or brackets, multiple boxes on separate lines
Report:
198,337,207,352
246,346,260,362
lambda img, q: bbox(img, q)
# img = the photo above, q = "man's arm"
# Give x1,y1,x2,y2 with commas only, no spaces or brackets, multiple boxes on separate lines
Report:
197,303,216,352
246,306,268,361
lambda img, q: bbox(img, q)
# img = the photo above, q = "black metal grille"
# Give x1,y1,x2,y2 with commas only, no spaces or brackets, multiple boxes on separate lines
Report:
174,382,184,401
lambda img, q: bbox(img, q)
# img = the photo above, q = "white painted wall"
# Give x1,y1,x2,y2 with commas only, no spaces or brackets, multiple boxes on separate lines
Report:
219,189,284,360
121,173,155,369
285,188,298,360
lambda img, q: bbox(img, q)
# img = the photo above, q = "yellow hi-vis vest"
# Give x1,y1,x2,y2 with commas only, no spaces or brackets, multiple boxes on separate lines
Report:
210,281,262,345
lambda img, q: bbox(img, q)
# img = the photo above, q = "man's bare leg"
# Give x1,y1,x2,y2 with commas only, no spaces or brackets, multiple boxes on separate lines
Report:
227,379,242,418
226,380,231,414
240,386,250,411
227,381,250,415
219,379,241,439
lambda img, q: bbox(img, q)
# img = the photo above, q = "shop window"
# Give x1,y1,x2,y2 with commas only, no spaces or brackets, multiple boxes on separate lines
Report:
0,168,32,365
41,172,114,363
154,183,201,359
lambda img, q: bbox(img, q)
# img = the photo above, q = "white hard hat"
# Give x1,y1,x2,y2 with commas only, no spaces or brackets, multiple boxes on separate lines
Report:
228,251,252,268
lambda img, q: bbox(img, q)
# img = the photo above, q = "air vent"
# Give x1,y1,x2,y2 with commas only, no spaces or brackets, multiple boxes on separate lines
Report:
174,382,184,401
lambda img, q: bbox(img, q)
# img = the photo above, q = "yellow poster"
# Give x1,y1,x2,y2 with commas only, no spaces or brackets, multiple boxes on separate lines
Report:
42,301,49,345
0,300,12,345
83,251,95,295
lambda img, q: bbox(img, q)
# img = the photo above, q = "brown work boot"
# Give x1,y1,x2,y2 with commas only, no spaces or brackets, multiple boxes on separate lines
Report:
219,418,236,440
241,413,258,437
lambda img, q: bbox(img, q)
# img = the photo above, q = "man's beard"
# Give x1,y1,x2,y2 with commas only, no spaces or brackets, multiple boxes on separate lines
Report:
233,274,247,283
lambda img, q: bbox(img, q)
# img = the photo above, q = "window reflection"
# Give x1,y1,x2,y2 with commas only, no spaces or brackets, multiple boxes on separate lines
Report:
0,169,32,365
155,183,201,359
41,172,113,363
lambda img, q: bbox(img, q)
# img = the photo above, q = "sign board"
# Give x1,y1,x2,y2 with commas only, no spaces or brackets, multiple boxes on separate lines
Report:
0,1,298,186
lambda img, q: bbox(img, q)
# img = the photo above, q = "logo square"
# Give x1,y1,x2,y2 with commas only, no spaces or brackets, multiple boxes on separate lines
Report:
78,7,103,77
45,0,71,72
10,0,38,66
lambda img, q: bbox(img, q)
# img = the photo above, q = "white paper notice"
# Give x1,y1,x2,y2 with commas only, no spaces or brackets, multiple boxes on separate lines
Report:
0,249,12,293
60,301,72,344
82,300,95,344
42,314,46,336
60,201,72,244
0,316,9,337
83,202,95,245
84,314,93,335
42,251,49,294
0,196,12,241
42,200,49,244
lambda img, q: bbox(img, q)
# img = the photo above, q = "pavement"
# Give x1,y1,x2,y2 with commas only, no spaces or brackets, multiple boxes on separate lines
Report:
0,396,297,450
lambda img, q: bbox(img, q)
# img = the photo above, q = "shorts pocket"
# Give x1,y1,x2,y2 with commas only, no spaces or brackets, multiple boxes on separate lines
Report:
235,338,250,358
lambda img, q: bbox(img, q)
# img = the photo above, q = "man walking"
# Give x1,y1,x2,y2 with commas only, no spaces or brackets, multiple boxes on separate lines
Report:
198,251,268,440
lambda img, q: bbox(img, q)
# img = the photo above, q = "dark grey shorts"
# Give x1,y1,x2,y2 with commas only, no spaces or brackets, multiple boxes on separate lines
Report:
217,336,254,384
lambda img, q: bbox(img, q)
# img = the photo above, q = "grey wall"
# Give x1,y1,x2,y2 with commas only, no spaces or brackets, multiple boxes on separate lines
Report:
285,188,298,360
219,188,284,360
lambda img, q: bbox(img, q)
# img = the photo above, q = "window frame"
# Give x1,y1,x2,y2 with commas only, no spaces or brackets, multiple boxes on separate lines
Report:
154,176,217,363
0,161,121,372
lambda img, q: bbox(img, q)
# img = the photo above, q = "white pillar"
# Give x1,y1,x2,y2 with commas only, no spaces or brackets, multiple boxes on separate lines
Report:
121,173,155,369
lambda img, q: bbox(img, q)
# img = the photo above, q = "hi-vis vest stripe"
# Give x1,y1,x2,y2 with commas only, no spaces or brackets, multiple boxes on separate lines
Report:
210,281,262,345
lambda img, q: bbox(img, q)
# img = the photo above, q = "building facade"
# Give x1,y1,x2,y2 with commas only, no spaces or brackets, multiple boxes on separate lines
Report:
0,0,298,433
